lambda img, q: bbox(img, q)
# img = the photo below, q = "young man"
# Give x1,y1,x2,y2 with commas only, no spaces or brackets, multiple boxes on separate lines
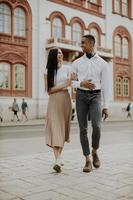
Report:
0,105,3,122
21,98,28,121
12,98,20,121
71,34,110,173
126,102,131,118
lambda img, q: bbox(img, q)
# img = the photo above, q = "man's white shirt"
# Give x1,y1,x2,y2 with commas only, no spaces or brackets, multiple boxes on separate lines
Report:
71,53,110,109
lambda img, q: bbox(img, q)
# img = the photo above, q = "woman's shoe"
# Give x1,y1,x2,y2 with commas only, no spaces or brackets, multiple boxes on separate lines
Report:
53,158,61,173
53,164,61,173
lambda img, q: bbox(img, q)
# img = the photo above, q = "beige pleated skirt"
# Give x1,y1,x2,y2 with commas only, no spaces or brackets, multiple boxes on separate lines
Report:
45,90,72,148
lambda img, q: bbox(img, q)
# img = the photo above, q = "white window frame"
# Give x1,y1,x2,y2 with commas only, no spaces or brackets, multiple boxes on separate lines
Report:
122,37,129,59
14,7,26,37
115,35,122,57
114,0,120,13
123,77,129,97
0,62,10,89
14,64,25,90
122,0,128,16
0,3,11,34
115,77,122,96
90,28,99,48
72,22,82,42
52,17,62,38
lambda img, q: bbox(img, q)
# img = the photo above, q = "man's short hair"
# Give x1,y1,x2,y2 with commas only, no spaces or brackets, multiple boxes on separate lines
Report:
83,34,95,45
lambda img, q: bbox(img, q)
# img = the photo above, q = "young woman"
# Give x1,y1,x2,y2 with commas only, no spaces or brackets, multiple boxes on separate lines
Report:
44,48,72,173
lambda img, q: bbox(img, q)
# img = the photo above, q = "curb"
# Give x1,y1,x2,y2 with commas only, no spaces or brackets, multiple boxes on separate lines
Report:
0,119,133,127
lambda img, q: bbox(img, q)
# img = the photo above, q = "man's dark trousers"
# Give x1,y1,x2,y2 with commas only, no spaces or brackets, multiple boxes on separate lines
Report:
76,89,102,156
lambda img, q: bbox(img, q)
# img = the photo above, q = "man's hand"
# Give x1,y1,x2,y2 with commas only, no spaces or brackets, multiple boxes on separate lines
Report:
102,108,108,121
80,80,96,90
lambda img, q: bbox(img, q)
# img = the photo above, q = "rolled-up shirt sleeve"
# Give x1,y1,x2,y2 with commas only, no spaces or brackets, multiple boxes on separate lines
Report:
101,62,110,109
71,61,81,88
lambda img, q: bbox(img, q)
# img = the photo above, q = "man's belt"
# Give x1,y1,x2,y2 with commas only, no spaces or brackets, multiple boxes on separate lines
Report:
77,88,101,94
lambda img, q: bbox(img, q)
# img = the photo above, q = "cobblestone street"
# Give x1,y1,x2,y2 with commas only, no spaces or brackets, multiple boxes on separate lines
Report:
0,121,133,200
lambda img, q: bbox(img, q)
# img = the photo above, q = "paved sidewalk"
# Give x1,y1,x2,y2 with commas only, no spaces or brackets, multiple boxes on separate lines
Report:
0,141,133,200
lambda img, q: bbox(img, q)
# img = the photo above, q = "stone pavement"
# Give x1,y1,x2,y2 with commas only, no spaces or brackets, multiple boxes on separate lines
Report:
0,141,133,200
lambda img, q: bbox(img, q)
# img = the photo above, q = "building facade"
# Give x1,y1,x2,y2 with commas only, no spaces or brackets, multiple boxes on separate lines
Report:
0,0,133,121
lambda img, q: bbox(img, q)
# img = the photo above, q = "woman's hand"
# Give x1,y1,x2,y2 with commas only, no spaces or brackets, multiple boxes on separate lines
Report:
48,79,71,95
65,79,71,87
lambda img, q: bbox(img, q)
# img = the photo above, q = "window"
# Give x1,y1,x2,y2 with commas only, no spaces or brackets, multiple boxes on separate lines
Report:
90,28,99,47
122,37,128,58
14,64,25,90
114,36,129,58
123,78,129,96
115,77,130,97
113,0,130,17
14,7,26,37
122,0,128,16
52,17,62,38
114,35,122,57
0,3,11,34
0,63,10,89
115,77,122,96
72,22,82,42
114,0,120,13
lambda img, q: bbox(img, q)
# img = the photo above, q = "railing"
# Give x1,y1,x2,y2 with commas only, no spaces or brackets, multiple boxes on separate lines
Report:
47,37,81,47
47,37,112,54
97,47,112,54
0,35,27,46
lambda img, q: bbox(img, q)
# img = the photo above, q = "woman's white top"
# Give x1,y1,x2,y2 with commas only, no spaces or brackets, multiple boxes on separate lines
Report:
44,65,70,86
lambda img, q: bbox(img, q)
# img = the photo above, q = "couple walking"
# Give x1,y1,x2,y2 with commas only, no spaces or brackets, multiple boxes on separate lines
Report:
44,34,109,173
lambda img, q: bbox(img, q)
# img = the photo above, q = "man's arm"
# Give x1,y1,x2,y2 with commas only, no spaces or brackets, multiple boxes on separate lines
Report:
101,62,110,120
71,61,81,88
71,61,96,89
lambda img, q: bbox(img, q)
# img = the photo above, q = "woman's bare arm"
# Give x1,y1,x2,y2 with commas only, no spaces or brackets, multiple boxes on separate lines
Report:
49,79,71,94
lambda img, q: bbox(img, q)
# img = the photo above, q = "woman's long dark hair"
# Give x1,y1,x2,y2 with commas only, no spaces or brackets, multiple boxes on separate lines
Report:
46,48,58,91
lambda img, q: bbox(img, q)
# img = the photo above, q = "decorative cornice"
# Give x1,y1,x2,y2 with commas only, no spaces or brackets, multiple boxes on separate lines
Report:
0,52,26,64
116,66,130,77
48,0,105,19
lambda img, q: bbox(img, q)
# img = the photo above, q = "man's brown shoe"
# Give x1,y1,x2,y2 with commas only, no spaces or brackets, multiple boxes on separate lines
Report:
53,164,61,173
92,152,101,168
83,160,92,173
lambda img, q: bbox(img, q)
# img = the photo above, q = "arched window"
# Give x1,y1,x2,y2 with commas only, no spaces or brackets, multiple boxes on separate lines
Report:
52,17,63,38
14,64,25,90
72,22,82,42
14,7,26,37
122,0,128,16
123,77,129,96
115,77,130,97
0,3,11,34
0,62,10,89
114,0,120,13
115,77,122,96
114,35,122,57
90,28,99,47
122,37,128,58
